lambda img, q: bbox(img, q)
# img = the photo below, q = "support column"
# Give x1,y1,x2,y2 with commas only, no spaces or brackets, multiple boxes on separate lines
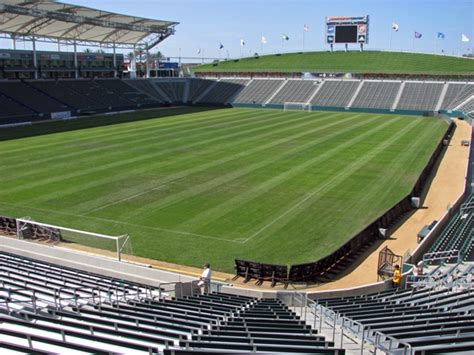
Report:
145,47,150,78
73,40,78,78
32,36,38,79
113,43,117,78
131,45,137,79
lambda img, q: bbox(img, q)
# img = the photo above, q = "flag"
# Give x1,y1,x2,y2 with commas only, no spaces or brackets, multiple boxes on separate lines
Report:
261,36,267,44
437,32,445,39
304,24,309,32
391,22,399,32
219,43,224,49
462,33,470,42
282,34,289,40
240,39,245,46
414,31,422,38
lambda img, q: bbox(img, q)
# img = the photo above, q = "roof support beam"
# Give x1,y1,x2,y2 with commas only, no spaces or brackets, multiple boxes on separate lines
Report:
0,4,173,33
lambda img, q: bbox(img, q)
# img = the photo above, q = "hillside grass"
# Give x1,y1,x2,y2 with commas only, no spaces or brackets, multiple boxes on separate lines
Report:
194,51,474,75
0,108,448,272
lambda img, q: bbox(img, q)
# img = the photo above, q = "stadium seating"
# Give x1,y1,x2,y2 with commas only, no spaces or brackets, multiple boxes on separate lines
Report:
1,78,473,126
315,261,474,354
95,79,160,106
123,79,169,103
269,79,319,104
428,194,474,262
28,80,101,111
440,83,470,109
0,251,345,354
233,79,284,104
187,78,217,102
351,81,401,109
310,80,360,107
0,92,34,123
153,79,187,103
59,79,134,111
197,79,248,104
445,83,474,111
0,81,70,114
396,82,444,111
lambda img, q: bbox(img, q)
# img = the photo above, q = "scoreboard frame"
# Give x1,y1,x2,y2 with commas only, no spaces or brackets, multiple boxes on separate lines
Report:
326,15,369,48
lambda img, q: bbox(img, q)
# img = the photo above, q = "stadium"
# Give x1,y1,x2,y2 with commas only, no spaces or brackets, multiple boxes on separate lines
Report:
0,0,473,354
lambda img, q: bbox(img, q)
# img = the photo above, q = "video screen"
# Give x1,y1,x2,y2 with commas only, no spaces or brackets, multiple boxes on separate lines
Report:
335,26,358,43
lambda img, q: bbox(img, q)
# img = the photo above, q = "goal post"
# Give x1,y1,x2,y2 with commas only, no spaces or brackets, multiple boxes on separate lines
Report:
283,102,312,112
16,217,132,261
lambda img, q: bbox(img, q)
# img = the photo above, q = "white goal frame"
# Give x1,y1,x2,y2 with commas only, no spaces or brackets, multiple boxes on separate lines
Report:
283,102,312,112
16,217,131,261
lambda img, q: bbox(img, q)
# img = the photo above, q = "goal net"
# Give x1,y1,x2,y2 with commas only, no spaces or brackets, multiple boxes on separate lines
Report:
283,102,312,112
16,218,133,261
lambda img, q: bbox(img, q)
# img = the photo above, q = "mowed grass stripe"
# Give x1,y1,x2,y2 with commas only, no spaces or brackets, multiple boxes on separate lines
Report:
332,120,445,229
243,117,422,244
77,112,354,215
0,108,448,271
245,119,446,263
2,109,317,188
3,108,297,175
174,115,404,234
8,111,343,205
122,113,381,224
0,108,256,155
171,115,413,238
1,108,268,167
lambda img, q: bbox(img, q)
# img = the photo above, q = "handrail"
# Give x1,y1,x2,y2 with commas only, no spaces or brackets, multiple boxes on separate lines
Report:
374,330,412,355
0,288,38,314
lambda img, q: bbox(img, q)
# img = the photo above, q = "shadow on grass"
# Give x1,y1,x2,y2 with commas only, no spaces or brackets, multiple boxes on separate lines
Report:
0,105,229,142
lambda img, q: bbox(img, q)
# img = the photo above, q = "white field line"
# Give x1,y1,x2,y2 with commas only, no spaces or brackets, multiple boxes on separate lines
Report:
0,202,241,244
84,184,168,215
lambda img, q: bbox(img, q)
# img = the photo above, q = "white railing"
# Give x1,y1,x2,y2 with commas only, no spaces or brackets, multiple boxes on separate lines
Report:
423,249,461,264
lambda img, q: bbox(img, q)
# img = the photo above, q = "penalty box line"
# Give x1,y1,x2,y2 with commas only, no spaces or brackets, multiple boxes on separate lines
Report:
0,202,244,244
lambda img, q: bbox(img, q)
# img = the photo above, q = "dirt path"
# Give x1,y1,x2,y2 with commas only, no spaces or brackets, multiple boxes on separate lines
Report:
58,119,472,290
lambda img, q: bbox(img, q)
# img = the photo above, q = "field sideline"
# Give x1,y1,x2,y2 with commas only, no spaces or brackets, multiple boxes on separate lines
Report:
0,108,448,272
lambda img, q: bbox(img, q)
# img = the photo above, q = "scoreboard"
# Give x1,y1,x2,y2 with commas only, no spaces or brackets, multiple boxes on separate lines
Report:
326,16,369,44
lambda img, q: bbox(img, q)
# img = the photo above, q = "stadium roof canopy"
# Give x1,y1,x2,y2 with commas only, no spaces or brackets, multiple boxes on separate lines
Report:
0,0,179,49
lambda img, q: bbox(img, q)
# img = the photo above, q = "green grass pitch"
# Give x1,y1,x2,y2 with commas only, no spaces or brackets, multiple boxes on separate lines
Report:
0,108,448,272
194,51,474,76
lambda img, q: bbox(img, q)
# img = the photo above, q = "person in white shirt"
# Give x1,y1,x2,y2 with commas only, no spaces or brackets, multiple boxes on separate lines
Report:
198,263,211,294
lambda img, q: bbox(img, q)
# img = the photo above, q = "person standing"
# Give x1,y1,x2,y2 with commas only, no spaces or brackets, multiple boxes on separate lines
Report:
392,264,401,288
198,263,212,294
412,264,419,283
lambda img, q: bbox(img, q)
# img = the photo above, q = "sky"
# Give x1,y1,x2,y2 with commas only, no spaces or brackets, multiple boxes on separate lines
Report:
2,0,473,61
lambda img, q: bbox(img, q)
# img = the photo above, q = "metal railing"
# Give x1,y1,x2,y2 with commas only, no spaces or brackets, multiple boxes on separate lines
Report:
423,249,461,264
289,290,418,355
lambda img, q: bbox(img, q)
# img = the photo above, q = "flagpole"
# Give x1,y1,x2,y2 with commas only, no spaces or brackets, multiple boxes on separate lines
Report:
389,19,393,50
459,33,462,56
303,29,305,51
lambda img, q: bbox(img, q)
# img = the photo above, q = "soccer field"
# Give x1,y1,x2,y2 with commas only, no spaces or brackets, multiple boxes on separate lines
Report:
0,108,448,272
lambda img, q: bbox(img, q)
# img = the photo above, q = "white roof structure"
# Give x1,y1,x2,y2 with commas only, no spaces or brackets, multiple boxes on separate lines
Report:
0,0,178,49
